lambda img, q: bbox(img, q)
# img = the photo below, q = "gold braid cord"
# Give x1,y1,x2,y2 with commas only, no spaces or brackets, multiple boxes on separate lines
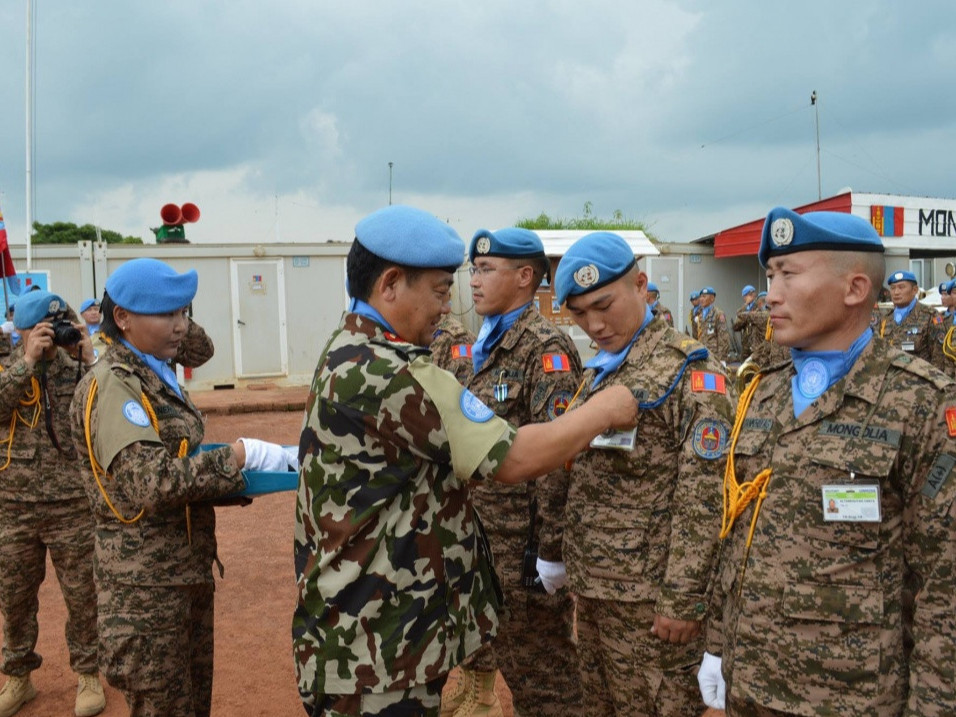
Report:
720,372,772,550
84,377,192,541
943,326,956,363
0,376,42,471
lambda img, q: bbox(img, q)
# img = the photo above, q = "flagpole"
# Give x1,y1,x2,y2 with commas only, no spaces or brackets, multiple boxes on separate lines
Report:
25,0,34,272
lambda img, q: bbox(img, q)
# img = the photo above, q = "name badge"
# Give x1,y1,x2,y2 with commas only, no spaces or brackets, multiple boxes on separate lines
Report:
590,427,637,452
902,341,915,352
821,484,881,522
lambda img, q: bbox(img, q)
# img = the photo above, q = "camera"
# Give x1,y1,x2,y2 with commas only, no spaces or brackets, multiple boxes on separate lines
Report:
51,319,82,347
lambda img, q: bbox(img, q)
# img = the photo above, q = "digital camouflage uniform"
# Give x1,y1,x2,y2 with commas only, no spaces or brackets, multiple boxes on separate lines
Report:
930,313,956,379
460,305,584,716
68,341,245,717
564,317,735,717
175,318,215,369
697,305,731,364
293,313,517,716
430,316,476,385
652,303,675,328
708,338,956,716
0,345,97,679
878,301,939,364
732,305,760,360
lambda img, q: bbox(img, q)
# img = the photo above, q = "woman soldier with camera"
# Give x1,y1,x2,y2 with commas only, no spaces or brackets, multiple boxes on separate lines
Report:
0,290,107,717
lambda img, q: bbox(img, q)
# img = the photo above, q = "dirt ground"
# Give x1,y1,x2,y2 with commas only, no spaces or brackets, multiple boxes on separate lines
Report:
0,410,514,716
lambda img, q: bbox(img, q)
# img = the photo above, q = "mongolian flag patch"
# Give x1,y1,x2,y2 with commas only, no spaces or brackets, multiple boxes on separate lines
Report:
451,344,472,359
542,353,571,373
691,371,726,394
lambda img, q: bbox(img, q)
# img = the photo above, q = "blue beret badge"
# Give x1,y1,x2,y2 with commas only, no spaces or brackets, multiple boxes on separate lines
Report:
475,237,491,255
574,264,600,289
122,400,151,428
769,217,794,248
547,390,573,420
692,418,728,460
460,389,494,423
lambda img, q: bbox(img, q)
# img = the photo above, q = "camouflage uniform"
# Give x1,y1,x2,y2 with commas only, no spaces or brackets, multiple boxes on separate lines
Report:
430,316,476,385
68,341,245,717
175,318,215,369
708,338,956,715
697,305,731,364
564,317,735,717
930,313,956,379
878,301,939,364
0,345,97,678
460,305,584,715
294,313,517,715
732,305,760,360
652,303,675,328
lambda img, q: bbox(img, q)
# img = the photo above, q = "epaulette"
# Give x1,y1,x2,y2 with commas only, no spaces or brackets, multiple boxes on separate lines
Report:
666,332,709,362
891,351,954,390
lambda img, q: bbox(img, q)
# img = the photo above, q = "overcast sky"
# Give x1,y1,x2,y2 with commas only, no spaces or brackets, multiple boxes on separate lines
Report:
1,1,954,247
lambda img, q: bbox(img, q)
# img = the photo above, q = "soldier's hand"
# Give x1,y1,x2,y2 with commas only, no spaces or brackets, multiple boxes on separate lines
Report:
650,614,700,644
589,384,638,430
22,321,54,366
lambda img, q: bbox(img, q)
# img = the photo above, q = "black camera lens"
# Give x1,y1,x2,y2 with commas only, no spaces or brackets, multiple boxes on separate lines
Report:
51,319,82,347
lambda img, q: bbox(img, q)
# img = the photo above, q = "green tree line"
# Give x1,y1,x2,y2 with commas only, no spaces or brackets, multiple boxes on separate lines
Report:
30,221,143,244
516,201,657,241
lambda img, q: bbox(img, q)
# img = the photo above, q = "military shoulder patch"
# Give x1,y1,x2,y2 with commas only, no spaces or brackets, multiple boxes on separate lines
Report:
692,418,727,460
451,344,472,359
547,390,573,420
947,407,956,437
122,400,151,428
690,371,726,394
459,389,495,423
542,353,571,372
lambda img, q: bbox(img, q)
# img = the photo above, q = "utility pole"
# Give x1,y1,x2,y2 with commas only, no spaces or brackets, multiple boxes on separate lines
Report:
811,90,821,200
388,162,394,205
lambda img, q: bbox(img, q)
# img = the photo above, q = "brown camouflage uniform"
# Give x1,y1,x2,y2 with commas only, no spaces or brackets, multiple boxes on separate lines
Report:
293,313,516,715
460,305,584,715
565,317,735,716
708,338,956,715
68,341,245,717
175,318,215,369
697,305,731,364
930,312,956,379
430,316,476,385
878,301,939,364
732,304,760,360
0,345,97,678
652,303,675,328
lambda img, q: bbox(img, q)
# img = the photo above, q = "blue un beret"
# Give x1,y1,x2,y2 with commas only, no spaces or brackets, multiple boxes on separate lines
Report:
690,290,700,300
105,258,198,314
469,227,544,263
355,205,464,269
554,232,637,306
699,286,716,297
947,280,956,295
758,206,884,268
79,298,99,313
757,290,768,298
887,270,918,286
741,284,756,297
647,282,659,293
13,290,69,330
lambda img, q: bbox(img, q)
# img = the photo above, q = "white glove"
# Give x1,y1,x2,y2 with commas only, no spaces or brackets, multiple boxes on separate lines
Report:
535,558,568,595
283,445,300,472
239,438,296,472
697,651,726,709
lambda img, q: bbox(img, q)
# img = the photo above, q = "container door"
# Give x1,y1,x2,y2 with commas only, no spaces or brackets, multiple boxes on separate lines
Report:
230,259,288,378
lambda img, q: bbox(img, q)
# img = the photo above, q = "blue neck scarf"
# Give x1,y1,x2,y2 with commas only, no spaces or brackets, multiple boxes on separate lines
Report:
348,297,398,337
648,299,659,311
893,296,918,325
700,305,712,321
790,328,872,417
120,338,182,399
585,305,654,389
472,302,529,372
744,301,755,311
86,323,100,336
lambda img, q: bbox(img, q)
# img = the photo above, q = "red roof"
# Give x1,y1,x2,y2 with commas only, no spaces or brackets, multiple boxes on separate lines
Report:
714,192,853,258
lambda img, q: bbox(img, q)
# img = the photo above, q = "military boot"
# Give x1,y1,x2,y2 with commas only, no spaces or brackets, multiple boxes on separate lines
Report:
453,669,503,717
0,675,36,717
440,668,475,717
74,673,106,717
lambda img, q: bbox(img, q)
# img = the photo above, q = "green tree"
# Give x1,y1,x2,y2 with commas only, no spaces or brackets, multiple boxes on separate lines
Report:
516,202,657,242
31,221,143,244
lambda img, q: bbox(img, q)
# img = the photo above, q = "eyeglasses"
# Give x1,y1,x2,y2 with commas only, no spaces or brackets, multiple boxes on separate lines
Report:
468,265,520,277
